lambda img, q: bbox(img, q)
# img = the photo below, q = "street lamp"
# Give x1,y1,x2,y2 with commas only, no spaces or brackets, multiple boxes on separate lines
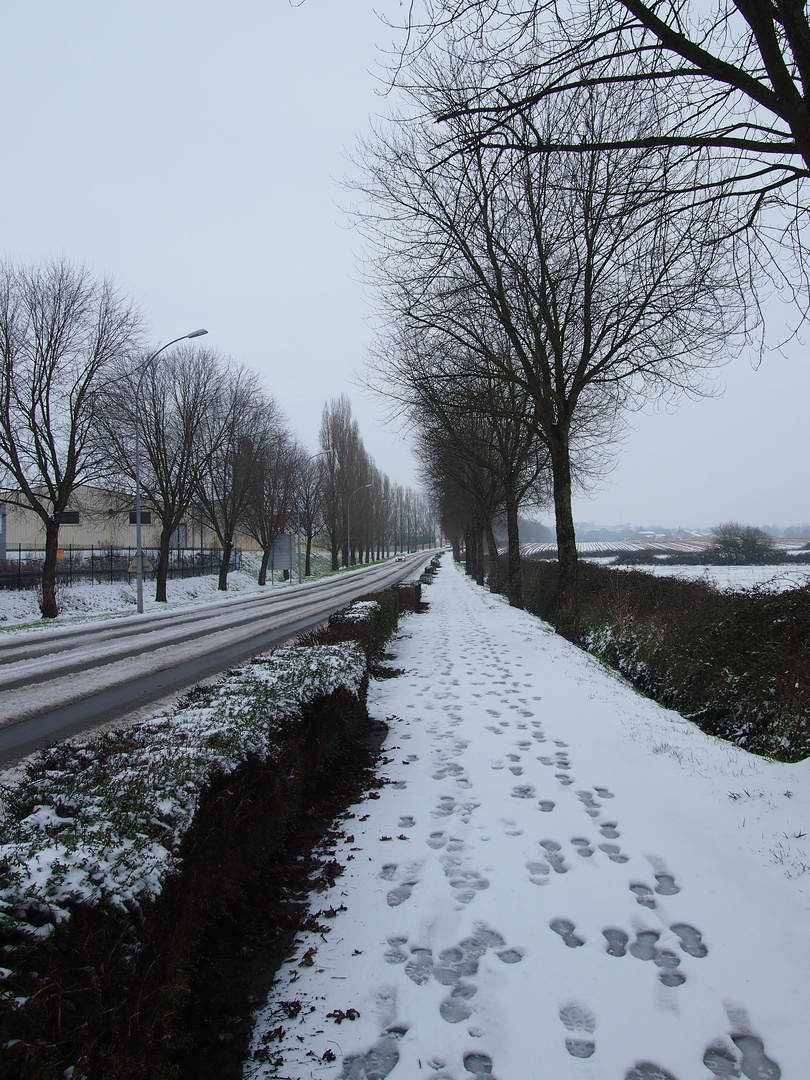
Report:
346,483,372,568
135,328,208,613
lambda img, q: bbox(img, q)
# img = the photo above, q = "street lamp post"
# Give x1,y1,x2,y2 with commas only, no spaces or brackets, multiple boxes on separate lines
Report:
346,483,372,568
135,329,208,613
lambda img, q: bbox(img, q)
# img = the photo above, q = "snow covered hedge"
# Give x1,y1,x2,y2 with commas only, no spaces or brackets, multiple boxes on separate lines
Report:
513,558,810,761
0,644,366,942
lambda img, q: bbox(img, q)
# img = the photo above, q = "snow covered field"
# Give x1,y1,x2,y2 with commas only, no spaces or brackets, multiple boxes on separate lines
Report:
246,560,809,1080
610,563,810,593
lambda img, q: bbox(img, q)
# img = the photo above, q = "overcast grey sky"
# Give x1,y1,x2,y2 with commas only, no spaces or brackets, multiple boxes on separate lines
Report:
3,1,808,530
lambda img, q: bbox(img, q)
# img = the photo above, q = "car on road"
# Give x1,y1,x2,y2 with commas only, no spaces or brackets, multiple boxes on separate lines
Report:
394,554,407,562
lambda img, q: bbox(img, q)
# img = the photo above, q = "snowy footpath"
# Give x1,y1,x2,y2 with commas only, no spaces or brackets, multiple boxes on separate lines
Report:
246,559,809,1080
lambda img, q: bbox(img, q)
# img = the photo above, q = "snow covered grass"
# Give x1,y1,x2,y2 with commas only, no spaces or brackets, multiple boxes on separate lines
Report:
0,549,340,632
0,642,366,947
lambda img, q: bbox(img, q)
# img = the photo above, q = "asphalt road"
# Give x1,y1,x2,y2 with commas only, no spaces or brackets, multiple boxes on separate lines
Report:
0,552,438,765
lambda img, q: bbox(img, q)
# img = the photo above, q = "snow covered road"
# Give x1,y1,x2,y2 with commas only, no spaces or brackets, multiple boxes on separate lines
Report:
247,558,809,1080
0,554,436,762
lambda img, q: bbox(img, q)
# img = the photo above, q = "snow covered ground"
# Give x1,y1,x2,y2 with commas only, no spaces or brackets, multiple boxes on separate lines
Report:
609,563,810,593
0,569,267,629
246,559,809,1080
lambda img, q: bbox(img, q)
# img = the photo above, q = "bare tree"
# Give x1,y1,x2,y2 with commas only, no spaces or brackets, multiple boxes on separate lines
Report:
197,364,266,590
241,419,302,586
357,82,751,640
0,259,143,617
405,2,810,177
379,323,551,604
401,1,810,300
299,453,328,576
710,520,775,563
99,344,224,602
318,395,370,569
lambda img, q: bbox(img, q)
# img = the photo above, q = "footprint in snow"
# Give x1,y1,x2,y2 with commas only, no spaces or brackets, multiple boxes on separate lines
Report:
577,790,602,816
603,928,629,957
556,773,574,786
702,1045,741,1077
541,839,569,873
496,947,524,963
559,1003,596,1059
538,800,555,813
387,881,417,907
497,818,523,836
550,918,585,948
630,883,657,909
598,842,629,863
405,946,433,985
427,831,447,849
594,786,615,799
629,929,661,961
625,1064,679,1080
671,922,709,957
707,1035,781,1079
654,950,685,987
341,1035,400,1080
571,837,594,857
449,869,490,903
384,936,408,964
655,873,680,895
511,784,536,799
526,860,550,885
599,821,620,839
464,1052,495,1077
509,765,524,776
432,796,457,818
398,815,415,829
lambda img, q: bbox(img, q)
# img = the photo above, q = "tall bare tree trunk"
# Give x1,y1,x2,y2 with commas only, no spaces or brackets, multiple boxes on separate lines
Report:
218,539,233,591
485,520,499,593
40,518,60,619
258,548,271,586
505,489,523,609
549,436,579,642
155,527,172,603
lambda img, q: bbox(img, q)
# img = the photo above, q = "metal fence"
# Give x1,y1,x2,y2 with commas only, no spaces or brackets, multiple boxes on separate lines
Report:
0,545,242,591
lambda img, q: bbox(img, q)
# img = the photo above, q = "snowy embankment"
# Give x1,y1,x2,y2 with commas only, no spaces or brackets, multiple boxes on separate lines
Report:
246,561,809,1080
